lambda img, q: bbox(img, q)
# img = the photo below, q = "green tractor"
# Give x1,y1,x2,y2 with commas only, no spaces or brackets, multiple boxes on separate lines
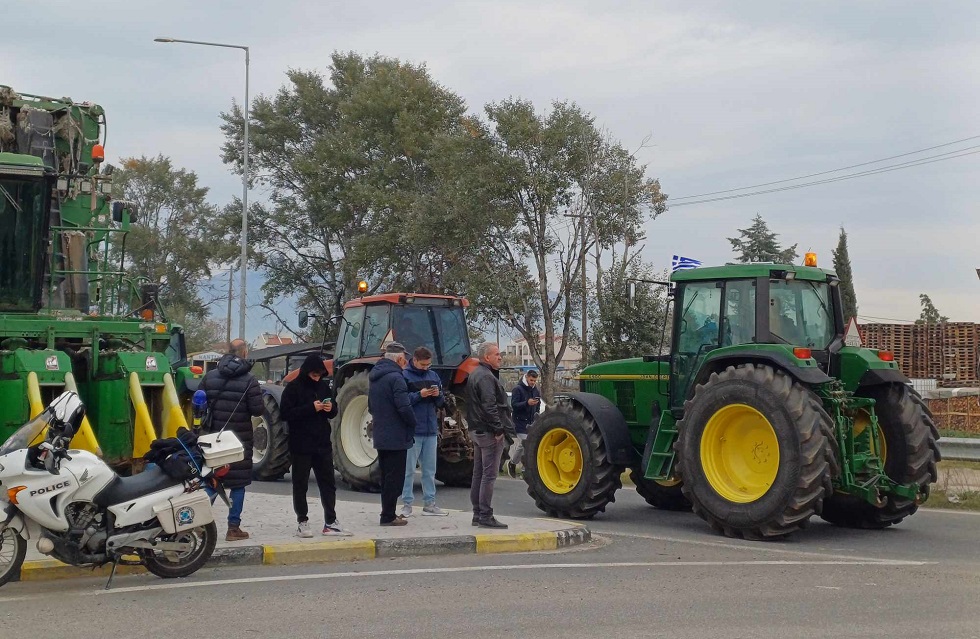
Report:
0,86,197,469
523,258,940,539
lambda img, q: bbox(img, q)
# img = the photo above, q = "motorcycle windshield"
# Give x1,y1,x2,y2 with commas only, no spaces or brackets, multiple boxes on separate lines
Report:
0,413,50,456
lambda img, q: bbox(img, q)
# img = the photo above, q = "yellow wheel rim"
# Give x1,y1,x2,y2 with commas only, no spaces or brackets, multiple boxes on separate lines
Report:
700,404,779,503
536,428,583,495
853,411,887,464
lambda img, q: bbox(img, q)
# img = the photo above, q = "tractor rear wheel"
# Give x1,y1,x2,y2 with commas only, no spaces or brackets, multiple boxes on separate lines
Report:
523,403,621,519
435,395,474,487
676,364,836,540
251,390,291,481
629,469,691,511
331,372,382,491
819,383,940,529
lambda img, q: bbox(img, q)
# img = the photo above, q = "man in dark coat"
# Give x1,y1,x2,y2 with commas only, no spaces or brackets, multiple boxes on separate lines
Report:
464,342,515,529
505,369,541,478
279,354,349,537
200,339,265,541
368,342,418,526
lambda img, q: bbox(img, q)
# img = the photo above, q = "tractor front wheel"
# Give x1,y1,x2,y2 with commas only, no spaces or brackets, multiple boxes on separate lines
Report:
332,372,382,491
820,383,940,529
251,390,291,481
676,364,837,540
523,403,621,519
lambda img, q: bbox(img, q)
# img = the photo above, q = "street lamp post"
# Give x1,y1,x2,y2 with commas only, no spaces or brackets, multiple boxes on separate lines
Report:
154,37,250,341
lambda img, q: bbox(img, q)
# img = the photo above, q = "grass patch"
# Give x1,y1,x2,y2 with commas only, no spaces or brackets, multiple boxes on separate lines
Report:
923,488,980,511
937,459,980,472
938,429,980,439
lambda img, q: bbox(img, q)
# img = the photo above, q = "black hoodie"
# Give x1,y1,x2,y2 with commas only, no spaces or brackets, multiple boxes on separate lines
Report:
280,355,338,454
200,353,265,488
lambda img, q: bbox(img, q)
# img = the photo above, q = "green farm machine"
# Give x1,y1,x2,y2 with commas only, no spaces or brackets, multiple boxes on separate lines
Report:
0,86,198,469
523,257,940,539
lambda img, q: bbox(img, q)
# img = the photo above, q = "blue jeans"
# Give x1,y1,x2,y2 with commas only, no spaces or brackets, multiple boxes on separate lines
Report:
206,486,246,527
402,435,438,507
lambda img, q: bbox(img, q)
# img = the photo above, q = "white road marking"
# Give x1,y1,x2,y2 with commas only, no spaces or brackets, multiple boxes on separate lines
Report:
593,530,919,564
0,558,914,601
815,585,842,590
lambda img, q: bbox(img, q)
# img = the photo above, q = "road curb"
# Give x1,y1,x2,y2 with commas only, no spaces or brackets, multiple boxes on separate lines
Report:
16,525,591,583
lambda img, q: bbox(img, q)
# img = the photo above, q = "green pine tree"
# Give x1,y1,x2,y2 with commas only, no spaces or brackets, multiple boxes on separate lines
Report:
727,214,798,263
831,226,858,321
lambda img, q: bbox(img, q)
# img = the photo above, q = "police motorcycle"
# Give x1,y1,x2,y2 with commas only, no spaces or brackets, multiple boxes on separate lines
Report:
0,391,243,588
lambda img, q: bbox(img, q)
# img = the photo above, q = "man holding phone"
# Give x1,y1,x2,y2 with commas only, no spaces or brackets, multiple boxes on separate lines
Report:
506,369,541,478
400,346,449,517
280,354,349,537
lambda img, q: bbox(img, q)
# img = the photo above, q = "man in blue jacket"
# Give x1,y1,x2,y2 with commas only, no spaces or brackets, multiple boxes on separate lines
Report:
400,346,449,517
369,342,418,526
505,369,541,478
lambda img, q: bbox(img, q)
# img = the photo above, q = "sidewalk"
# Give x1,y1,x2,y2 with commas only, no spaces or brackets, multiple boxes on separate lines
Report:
19,491,590,582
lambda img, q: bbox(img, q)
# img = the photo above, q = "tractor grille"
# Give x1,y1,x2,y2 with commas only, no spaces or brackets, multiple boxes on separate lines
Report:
614,382,637,422
583,381,601,394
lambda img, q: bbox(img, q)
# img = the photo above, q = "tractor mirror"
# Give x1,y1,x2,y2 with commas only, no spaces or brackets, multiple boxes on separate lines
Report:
350,323,360,338
298,310,309,329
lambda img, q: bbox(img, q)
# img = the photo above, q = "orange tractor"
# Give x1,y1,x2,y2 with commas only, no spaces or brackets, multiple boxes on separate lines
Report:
252,292,478,490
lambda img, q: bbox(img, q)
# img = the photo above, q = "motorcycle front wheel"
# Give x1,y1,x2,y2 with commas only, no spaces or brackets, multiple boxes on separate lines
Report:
142,522,217,579
0,527,27,588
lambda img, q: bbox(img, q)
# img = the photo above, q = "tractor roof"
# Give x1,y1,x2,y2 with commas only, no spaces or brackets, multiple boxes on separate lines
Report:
345,293,469,308
671,263,835,283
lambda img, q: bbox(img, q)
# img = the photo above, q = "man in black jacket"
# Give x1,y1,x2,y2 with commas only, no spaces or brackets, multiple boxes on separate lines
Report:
368,342,418,526
200,339,265,541
280,355,349,538
506,369,541,478
464,342,515,529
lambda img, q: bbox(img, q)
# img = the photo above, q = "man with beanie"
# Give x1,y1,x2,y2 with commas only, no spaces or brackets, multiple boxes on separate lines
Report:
368,342,418,526
279,354,349,537
200,339,265,541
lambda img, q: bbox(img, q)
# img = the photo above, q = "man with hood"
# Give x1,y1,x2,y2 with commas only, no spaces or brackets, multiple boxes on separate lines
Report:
400,346,448,518
280,354,349,537
200,339,265,541
505,369,541,478
368,342,418,526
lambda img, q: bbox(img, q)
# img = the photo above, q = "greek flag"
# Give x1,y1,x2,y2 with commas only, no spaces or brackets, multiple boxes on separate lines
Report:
671,255,702,272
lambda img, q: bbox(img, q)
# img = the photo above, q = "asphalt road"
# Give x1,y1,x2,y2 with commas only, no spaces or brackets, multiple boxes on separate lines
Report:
2,476,979,638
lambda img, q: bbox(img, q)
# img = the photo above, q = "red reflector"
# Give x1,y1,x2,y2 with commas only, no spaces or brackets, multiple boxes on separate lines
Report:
216,465,230,478
878,351,895,362
793,347,812,359
190,365,204,375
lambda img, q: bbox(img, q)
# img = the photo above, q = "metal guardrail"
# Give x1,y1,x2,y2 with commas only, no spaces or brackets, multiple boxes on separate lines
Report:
938,438,980,462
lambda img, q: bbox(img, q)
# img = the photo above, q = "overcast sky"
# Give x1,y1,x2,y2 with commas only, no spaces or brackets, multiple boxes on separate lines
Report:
4,1,978,339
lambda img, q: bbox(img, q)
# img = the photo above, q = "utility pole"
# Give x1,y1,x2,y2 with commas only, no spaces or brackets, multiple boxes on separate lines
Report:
225,268,234,346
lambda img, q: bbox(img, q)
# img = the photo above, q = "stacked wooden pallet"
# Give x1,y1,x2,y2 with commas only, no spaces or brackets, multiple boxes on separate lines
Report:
861,322,979,386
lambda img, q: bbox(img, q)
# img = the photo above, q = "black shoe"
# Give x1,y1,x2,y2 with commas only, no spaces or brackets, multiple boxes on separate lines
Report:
478,517,508,529
472,517,480,527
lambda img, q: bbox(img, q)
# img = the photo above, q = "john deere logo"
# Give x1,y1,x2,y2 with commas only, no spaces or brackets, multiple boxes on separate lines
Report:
175,506,195,526
45,356,59,371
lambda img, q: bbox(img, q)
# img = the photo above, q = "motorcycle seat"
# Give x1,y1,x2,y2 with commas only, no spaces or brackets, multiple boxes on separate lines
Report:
93,466,184,508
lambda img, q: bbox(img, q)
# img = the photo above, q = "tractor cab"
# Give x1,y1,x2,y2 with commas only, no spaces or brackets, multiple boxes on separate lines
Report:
0,155,52,313
669,260,843,410
334,293,471,385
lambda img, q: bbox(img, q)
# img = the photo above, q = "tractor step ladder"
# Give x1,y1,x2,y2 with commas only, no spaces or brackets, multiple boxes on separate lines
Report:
642,411,679,481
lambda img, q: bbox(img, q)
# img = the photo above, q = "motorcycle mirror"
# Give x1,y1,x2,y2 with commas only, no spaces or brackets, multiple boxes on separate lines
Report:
192,389,208,408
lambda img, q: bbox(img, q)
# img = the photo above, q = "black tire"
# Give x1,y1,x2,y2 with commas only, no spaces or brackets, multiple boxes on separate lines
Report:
522,402,621,519
435,394,474,488
142,522,217,579
0,527,26,588
435,458,473,487
629,468,692,511
331,372,383,491
252,389,291,481
676,364,837,540
820,383,940,529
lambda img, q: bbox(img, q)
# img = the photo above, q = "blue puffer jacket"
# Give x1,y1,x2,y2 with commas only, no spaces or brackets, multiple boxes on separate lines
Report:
368,357,418,451
403,361,445,436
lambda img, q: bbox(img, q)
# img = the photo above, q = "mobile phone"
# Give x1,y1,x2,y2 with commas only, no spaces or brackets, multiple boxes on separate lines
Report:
428,385,439,391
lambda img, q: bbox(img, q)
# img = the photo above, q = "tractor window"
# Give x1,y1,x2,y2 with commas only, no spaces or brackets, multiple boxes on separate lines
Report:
671,281,723,408
769,280,834,349
434,306,470,365
361,304,391,356
337,305,365,362
0,176,47,312
721,280,756,347
393,305,436,356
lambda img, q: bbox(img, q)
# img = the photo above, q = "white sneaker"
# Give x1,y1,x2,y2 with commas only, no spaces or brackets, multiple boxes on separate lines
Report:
400,505,413,518
323,521,353,537
296,521,314,538
422,504,449,517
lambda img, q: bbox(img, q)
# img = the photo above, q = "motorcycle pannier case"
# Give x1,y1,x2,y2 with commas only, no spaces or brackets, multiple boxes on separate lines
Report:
153,491,214,534
197,431,245,467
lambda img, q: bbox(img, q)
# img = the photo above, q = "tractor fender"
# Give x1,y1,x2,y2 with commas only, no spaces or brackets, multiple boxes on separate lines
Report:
562,392,638,467
694,352,832,394
857,368,909,388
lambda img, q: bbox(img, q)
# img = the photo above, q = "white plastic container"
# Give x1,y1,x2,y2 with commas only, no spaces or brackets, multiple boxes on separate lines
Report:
197,430,245,467
153,490,214,534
